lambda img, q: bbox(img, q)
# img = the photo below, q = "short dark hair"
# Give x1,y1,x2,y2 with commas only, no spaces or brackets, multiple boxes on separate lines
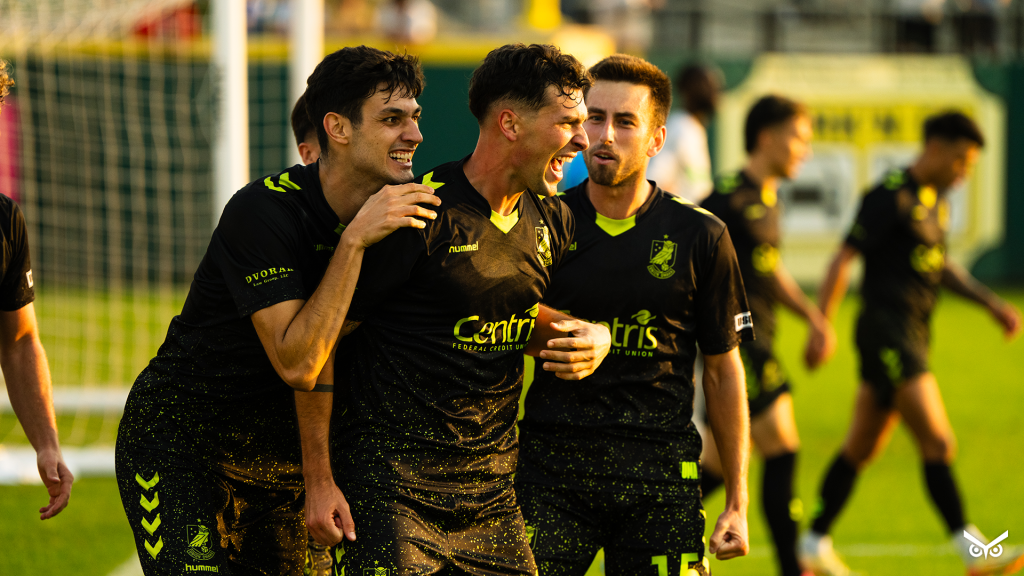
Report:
467,43,591,123
587,54,672,127
924,111,984,147
305,46,425,157
0,60,13,107
290,91,316,147
676,63,721,118
744,95,808,153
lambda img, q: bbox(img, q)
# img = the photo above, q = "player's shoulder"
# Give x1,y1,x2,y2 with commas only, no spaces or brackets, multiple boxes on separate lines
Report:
657,188,727,238
219,164,315,229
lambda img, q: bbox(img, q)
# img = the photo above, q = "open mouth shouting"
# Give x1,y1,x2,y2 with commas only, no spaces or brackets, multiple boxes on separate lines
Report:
547,152,577,183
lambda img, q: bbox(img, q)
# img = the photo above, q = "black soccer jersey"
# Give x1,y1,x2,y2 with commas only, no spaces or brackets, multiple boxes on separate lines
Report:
701,170,781,345
124,162,342,484
0,195,35,311
518,182,753,494
846,168,948,322
332,156,574,494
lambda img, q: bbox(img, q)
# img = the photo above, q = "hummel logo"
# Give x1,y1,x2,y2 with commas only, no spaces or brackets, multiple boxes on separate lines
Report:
964,530,1009,559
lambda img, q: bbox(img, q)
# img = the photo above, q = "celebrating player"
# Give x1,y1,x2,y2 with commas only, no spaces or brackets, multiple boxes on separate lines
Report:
699,95,833,576
298,43,612,576
515,54,752,576
114,46,441,575
799,111,1024,576
0,59,73,520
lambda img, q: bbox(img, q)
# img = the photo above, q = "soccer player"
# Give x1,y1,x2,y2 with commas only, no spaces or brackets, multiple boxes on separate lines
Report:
115,46,441,576
0,59,73,520
516,54,752,576
298,43,612,576
799,112,1024,576
699,95,834,576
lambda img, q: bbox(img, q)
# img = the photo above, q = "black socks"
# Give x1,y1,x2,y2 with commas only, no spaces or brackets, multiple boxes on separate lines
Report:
811,453,858,535
924,461,965,534
764,452,801,576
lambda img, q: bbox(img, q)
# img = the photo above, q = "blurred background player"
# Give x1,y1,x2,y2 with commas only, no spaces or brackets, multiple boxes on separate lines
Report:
287,91,330,576
800,111,1024,576
516,54,752,576
647,63,722,203
0,59,73,521
115,46,439,576
300,43,611,576
700,95,835,576
291,92,321,165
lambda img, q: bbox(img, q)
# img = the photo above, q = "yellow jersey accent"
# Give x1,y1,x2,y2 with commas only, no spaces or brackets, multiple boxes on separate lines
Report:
594,211,636,237
918,185,937,208
490,209,519,234
422,171,445,190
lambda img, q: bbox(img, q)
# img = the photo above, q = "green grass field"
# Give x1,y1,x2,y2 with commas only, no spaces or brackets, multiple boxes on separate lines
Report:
2,290,1023,575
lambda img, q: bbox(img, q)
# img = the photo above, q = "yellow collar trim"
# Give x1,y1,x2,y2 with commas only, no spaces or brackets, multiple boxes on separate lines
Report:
595,211,636,237
490,209,519,234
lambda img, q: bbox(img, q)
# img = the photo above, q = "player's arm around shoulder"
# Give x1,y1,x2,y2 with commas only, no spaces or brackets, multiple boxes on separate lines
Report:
702,347,750,560
251,181,440,391
525,306,610,380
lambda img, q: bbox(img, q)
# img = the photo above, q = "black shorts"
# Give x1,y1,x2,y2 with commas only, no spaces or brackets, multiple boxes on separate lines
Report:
115,409,308,575
855,308,930,408
332,481,536,576
740,341,790,417
516,481,709,576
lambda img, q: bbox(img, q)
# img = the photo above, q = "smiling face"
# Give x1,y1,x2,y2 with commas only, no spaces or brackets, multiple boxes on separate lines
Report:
348,88,423,186
512,85,589,196
583,80,663,188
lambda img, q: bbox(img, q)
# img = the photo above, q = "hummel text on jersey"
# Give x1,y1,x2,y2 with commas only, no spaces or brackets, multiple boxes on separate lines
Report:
449,242,479,253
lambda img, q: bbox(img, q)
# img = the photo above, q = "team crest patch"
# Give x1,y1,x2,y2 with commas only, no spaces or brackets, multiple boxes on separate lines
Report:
364,569,390,576
535,226,553,267
648,237,677,279
186,524,215,561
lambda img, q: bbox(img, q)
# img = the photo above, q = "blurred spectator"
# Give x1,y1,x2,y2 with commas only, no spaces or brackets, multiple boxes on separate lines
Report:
327,0,374,35
647,63,722,203
378,0,438,45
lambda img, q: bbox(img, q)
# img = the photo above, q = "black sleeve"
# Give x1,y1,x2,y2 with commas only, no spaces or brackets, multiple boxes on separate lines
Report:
346,225,427,322
845,188,897,253
695,226,754,354
550,198,575,271
0,202,36,311
213,191,309,317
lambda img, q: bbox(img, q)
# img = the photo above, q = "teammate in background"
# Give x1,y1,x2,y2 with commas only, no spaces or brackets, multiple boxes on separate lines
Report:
298,43,612,576
0,59,73,521
700,95,834,576
516,54,751,576
115,47,440,575
800,112,1024,576
291,92,320,165
647,63,722,203
287,92,330,576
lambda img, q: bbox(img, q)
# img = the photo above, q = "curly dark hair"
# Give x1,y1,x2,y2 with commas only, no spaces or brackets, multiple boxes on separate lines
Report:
305,46,425,157
924,111,984,147
467,43,591,123
0,60,14,107
587,54,672,127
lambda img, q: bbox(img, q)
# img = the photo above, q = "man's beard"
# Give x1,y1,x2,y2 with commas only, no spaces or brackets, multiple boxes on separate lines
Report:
588,158,643,188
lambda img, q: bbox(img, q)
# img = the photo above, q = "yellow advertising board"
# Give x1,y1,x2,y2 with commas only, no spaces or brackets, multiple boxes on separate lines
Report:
717,55,1005,284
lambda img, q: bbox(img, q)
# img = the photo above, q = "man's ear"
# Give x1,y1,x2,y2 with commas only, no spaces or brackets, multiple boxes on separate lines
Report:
648,125,667,158
497,108,520,142
323,112,352,147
